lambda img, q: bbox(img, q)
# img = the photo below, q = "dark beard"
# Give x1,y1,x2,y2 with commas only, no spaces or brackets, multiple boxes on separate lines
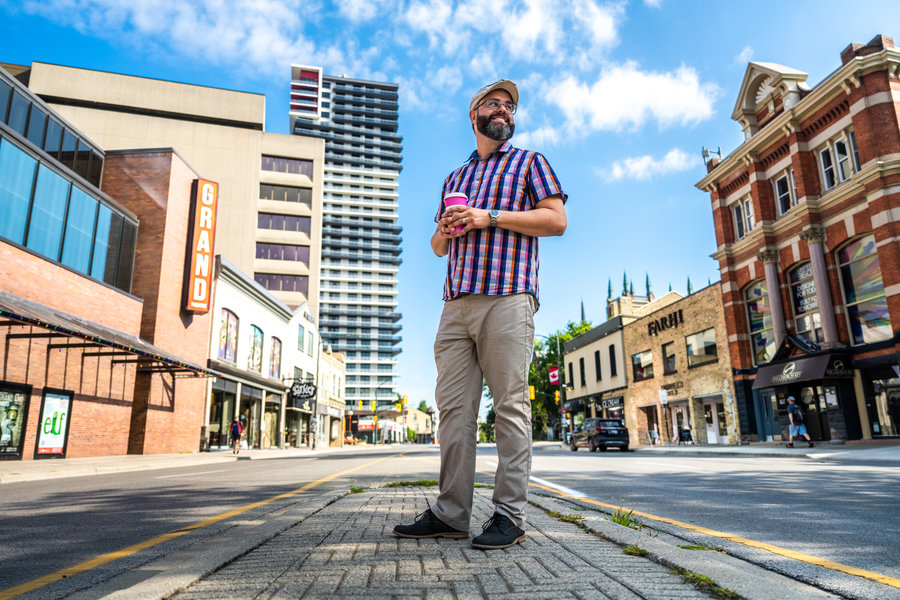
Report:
476,112,515,141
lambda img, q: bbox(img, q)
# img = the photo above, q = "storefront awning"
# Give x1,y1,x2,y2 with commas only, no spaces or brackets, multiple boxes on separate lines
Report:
0,289,215,377
753,353,853,389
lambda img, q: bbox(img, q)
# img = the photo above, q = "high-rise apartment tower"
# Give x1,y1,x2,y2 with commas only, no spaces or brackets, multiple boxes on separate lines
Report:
290,65,402,411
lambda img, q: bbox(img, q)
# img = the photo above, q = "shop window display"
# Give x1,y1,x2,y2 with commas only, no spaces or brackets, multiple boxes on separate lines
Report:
218,308,239,362
837,235,892,345
790,262,823,343
745,281,775,364
248,325,264,372
870,378,900,437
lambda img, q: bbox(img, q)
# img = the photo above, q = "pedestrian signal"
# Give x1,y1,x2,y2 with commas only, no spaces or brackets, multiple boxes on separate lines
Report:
528,385,535,400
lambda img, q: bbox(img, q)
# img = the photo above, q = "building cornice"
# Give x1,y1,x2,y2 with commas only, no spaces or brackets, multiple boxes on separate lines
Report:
697,48,900,192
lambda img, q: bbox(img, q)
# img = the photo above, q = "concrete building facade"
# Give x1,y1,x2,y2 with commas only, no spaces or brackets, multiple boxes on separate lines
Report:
289,65,402,413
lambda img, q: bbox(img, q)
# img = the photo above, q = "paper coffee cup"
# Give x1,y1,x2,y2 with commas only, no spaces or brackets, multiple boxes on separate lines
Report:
443,192,467,232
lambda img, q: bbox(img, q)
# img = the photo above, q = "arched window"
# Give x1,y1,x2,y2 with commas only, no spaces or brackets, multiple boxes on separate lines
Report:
789,262,822,343
248,325,264,372
218,309,239,362
745,281,775,364
837,235,892,344
269,337,282,379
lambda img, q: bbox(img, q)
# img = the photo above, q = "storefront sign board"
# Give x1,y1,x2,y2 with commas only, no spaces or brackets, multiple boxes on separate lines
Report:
184,179,219,313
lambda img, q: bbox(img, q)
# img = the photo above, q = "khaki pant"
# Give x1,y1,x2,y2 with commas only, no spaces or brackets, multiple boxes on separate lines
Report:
431,293,535,531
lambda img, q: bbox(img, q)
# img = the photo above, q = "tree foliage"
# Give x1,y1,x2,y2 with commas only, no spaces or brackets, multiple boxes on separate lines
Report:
529,320,593,440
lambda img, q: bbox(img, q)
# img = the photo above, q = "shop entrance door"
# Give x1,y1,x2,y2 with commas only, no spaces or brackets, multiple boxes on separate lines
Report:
704,399,727,444
798,386,830,441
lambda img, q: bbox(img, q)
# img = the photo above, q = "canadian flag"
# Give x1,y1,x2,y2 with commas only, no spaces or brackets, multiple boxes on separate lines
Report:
549,366,560,385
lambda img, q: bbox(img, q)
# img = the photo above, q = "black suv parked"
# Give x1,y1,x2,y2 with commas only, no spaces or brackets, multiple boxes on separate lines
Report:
569,417,629,452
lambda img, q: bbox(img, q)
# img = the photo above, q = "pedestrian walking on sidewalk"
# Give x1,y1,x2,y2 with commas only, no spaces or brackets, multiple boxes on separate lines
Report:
786,396,813,448
231,417,244,454
393,79,567,550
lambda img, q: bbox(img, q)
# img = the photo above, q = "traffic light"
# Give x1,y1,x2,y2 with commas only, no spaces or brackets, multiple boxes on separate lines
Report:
528,385,535,400
402,395,408,406
395,403,402,412
370,400,376,411
554,390,560,404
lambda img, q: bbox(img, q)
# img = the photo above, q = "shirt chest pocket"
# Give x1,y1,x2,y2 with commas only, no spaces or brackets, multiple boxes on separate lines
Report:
477,172,527,210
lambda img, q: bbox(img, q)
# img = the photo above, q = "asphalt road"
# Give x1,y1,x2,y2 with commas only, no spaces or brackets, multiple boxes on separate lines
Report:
1,445,897,597
520,446,900,583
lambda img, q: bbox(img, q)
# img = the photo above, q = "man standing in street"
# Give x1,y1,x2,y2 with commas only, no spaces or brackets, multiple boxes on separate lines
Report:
393,79,567,550
786,396,813,448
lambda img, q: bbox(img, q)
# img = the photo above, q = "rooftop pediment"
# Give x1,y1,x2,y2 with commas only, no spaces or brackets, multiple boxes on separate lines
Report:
732,62,810,139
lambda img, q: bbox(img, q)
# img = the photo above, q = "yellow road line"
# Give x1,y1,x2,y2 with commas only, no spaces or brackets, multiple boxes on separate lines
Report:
0,454,400,600
524,479,900,590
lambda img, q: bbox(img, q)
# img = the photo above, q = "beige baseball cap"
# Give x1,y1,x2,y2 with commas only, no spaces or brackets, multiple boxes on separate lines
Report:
469,79,519,112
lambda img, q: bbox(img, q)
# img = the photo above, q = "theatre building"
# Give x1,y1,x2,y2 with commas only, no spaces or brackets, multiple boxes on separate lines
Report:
0,67,214,460
696,35,900,442
622,285,741,446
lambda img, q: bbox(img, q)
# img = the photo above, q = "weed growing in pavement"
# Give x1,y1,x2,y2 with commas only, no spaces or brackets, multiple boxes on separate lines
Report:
678,543,725,552
670,567,741,600
384,480,439,487
623,545,647,557
349,480,366,494
609,507,643,531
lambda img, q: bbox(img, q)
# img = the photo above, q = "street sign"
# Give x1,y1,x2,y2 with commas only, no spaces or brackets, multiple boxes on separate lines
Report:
549,366,559,385
659,389,668,405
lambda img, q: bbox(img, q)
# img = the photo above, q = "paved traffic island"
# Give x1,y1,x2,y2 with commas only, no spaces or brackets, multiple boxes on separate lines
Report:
167,486,834,600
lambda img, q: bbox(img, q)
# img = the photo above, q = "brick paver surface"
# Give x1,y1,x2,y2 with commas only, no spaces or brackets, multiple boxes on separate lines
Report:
169,488,713,600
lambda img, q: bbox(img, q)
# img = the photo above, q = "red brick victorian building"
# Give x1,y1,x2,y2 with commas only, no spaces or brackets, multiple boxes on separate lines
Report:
697,35,900,442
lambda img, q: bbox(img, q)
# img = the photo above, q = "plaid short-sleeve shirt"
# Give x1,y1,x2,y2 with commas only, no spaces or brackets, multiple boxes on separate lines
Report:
436,141,567,307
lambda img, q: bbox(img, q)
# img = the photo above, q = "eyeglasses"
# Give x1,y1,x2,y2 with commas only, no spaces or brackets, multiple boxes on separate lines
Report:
478,98,517,114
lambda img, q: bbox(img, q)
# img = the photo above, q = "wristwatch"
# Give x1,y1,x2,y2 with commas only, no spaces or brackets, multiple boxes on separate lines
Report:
489,209,500,228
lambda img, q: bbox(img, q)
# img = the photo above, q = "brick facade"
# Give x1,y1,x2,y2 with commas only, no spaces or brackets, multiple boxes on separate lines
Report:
697,35,900,441
622,285,740,446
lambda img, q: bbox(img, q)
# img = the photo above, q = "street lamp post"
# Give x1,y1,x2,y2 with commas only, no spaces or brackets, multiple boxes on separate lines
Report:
535,333,566,444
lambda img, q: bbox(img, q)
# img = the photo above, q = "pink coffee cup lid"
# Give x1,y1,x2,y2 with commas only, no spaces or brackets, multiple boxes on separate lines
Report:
443,192,467,206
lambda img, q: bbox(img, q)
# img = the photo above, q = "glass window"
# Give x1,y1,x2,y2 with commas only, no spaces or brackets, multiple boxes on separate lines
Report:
7,90,29,136
820,148,836,190
789,262,823,343
579,357,586,387
685,328,718,367
662,342,676,373
835,139,852,182
248,325,263,372
259,183,312,206
745,281,776,364
298,324,305,350
269,337,282,379
25,105,47,148
115,220,136,291
567,362,574,387
258,212,311,233
609,344,617,377
42,118,62,159
632,350,653,381
254,273,309,294
838,235,892,344
92,208,122,284
87,150,103,186
74,140,93,181
307,331,314,355
25,164,69,260
255,242,310,262
59,130,77,170
733,204,745,239
0,138,37,244
849,130,861,172
775,173,793,215
0,79,10,123
218,309,239,362
60,185,98,272
594,350,602,381
260,155,314,177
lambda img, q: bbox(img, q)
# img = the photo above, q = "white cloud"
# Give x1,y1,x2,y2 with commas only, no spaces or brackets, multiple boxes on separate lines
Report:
547,62,719,134
644,0,662,7
514,126,561,150
736,45,754,64
603,148,698,181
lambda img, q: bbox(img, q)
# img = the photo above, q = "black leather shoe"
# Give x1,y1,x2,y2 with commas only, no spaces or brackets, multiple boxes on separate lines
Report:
471,513,525,549
393,508,468,539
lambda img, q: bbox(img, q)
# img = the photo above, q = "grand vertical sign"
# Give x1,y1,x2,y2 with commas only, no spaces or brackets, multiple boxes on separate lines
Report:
185,179,219,312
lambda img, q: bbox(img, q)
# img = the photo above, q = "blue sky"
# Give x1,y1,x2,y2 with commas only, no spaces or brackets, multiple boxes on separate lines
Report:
2,0,899,412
